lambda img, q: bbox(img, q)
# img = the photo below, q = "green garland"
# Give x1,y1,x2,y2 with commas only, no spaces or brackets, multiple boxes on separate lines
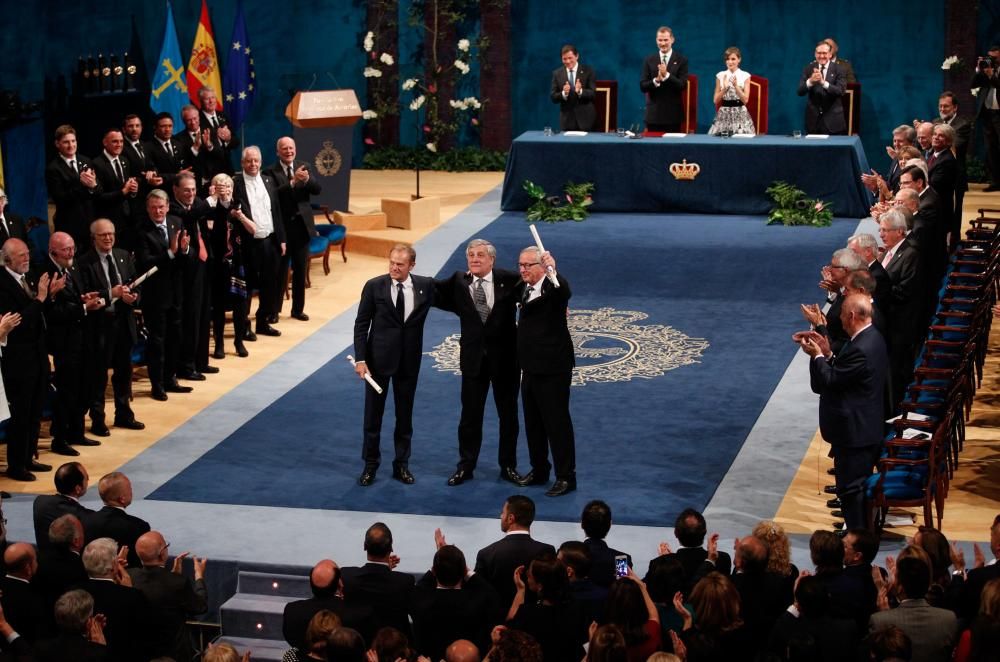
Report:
765,181,833,227
523,180,594,222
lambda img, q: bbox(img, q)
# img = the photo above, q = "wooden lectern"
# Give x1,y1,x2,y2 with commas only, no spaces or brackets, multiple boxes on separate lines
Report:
285,90,362,213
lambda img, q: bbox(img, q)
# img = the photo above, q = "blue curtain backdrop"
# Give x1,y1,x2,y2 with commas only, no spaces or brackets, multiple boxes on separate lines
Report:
0,0,991,218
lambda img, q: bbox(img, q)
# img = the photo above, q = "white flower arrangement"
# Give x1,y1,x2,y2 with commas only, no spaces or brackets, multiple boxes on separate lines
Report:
972,87,981,97
363,67,383,78
457,38,470,52
463,96,481,109
410,95,426,111
380,53,394,66
941,55,960,70
426,142,437,152
363,31,374,52
362,110,378,120
402,78,417,91
454,60,470,75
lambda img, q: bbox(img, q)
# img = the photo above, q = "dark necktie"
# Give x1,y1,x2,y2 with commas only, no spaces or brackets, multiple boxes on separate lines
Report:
135,142,145,159
568,69,575,88
474,278,490,323
20,275,32,297
165,141,173,157
106,254,120,287
113,158,124,183
521,285,533,305
928,153,938,169
395,282,405,322
0,217,9,238
69,159,77,173
286,165,294,183
820,64,826,80
159,224,169,245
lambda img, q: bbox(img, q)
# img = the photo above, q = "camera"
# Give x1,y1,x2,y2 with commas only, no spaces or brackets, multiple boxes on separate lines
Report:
615,554,629,578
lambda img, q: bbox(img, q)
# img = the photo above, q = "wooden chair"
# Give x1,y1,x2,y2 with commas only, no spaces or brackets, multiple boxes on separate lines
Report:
643,74,698,136
594,80,618,133
711,74,769,134
841,82,861,135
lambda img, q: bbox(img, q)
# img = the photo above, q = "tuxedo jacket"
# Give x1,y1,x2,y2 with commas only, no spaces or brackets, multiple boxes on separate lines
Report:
868,260,893,325
169,196,214,261
584,538,632,588
282,594,377,649
640,50,689,126
353,273,434,376
550,63,597,131
0,268,48,376
928,151,959,218
143,137,188,186
76,577,153,661
174,130,229,188
128,565,207,661
474,533,556,610
935,115,973,165
232,172,286,245
134,215,187,310
433,269,520,377
646,547,733,595
34,545,88,624
199,109,239,162
869,599,957,662
77,247,139,344
341,563,415,637
32,257,89,356
810,325,888,449
91,152,135,227
82,506,151,568
32,493,93,548
411,571,500,659
122,140,150,175
0,212,29,248
883,238,924,345
32,633,109,662
796,61,847,134
516,274,574,375
45,154,100,232
267,160,322,238
0,576,45,643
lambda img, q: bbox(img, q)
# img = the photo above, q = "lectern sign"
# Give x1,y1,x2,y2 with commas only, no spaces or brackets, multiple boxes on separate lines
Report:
285,90,362,128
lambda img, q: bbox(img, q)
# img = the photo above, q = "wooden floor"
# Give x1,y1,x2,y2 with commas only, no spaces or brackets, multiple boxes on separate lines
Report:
775,185,1000,541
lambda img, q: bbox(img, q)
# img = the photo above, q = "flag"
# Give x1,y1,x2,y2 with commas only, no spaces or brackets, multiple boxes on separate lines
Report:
223,0,255,130
186,0,223,109
149,1,187,122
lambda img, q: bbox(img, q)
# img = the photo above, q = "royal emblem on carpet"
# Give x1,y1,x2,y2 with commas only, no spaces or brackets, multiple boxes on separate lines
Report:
426,307,709,385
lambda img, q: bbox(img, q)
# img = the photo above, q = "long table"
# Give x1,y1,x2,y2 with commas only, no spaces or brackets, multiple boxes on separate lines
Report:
501,131,875,218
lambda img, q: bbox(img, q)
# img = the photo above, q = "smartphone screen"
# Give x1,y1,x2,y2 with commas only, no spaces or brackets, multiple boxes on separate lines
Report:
615,554,629,578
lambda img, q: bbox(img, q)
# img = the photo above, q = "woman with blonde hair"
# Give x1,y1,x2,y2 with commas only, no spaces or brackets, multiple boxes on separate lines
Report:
752,520,798,597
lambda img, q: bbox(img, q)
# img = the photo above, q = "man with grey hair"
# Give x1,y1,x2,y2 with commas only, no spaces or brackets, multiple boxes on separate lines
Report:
863,125,917,196
802,248,865,354
915,121,934,157
879,208,924,407
33,588,108,659
34,514,88,620
848,233,891,322
81,536,153,661
83,471,151,568
929,123,961,246
434,238,524,486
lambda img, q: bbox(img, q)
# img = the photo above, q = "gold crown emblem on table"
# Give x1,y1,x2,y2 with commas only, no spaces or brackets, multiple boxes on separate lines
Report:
669,159,700,181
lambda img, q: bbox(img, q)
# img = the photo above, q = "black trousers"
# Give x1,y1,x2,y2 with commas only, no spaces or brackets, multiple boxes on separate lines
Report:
456,356,520,472
833,444,881,530
521,370,575,480
143,302,181,389
279,218,310,316
983,109,1000,186
249,236,281,324
2,353,48,472
180,259,210,373
88,311,135,423
50,341,86,442
362,371,418,471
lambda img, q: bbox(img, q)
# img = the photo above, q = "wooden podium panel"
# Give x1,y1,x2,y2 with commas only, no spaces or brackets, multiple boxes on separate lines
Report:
285,90,362,128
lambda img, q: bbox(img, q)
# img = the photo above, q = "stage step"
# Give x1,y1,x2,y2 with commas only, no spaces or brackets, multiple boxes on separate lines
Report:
237,570,312,597
218,569,313,660
347,228,427,258
216,635,290,662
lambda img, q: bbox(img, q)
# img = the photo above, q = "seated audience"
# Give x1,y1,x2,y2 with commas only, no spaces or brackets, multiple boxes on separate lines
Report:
603,572,661,662
766,575,860,662
582,499,632,588
32,589,108,662
282,609,341,662
284,559,376,648
954,578,1000,662
32,461,92,549
33,514,88,628
558,540,609,624
507,554,590,662
959,514,1000,623
585,623,628,662
484,627,543,662
676,572,750,661
0,542,44,644
341,523,414,638
82,471,151,568
646,508,731,596
325,627,367,662
445,639,481,662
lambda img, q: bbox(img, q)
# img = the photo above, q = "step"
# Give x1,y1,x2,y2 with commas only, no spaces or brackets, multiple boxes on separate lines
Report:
217,635,289,662
334,210,387,231
347,228,427,258
220,593,291,640
237,570,311,598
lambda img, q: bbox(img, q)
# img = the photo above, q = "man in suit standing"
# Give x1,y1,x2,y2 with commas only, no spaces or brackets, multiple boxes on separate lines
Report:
176,105,229,196
861,125,916,197
824,37,857,84
198,86,238,172
797,41,847,135
581,499,631,588
0,188,31,251
91,128,140,244
550,45,596,132
514,247,576,497
233,146,285,337
341,523,415,638
645,508,732,593
33,462,92,549
474,495,555,610
640,26,688,132
144,112,189,189
434,239,523,487
283,559,376,648
958,514,1000,622
33,514,89,629
928,123,961,246
879,209,924,408
83,471,151,569
78,219,143,435
934,91,972,236
0,238,51,481
268,136,322,322
972,47,1000,191
45,124,101,250
353,244,433,486
848,233,892,326
799,294,889,530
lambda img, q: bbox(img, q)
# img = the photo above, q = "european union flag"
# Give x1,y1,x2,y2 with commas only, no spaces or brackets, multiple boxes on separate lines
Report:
149,1,187,123
223,0,255,130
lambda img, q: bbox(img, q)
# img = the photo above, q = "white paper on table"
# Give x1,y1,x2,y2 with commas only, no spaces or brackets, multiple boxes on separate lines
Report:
805,134,830,139
731,134,755,139
563,131,588,136
886,412,930,423
661,133,687,138
885,513,917,528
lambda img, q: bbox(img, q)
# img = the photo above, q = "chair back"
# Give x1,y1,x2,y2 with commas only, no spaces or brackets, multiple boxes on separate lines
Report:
747,75,769,134
681,74,698,134
842,82,861,135
594,80,618,133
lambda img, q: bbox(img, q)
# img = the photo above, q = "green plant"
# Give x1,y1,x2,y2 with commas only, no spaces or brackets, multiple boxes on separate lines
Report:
523,180,594,222
765,181,833,227
362,145,507,171
966,155,987,184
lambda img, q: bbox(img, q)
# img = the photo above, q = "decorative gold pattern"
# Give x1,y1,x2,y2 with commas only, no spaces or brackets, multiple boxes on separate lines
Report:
669,159,700,180
314,140,342,176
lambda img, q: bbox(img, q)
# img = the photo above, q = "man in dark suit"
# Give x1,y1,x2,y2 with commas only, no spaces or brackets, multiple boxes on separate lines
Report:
283,559,376,648
144,112,189,189
434,239,523,487
558,541,608,624
197,86,238,173
91,129,140,244
0,188,31,251
268,136,322,322
32,589,110,662
581,499,631,588
0,543,45,644
928,123,961,245
958,514,1000,623
878,209,924,408
971,47,1000,191
800,294,889,530
513,248,576,497
935,91,972,236
824,37,857,84
797,41,847,135
353,243,433,486
32,462,92,548
175,105,229,197
45,124,101,250
33,514,89,626
82,472,151,568
77,219,143,435
474,495,555,610
848,233,892,326
645,507,732,594
232,146,285,337
128,530,207,662
0,238,51,481
861,125,916,198
341,523,415,638
640,26,688,132
550,45,596,132
135,189,192,401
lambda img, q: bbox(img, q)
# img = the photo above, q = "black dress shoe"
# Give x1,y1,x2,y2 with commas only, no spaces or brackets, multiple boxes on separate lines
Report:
91,422,111,437
199,365,220,374
392,467,415,484
827,467,836,475
826,498,842,509
71,437,101,447
517,471,549,487
823,485,838,494
29,461,52,472
51,442,80,456
545,479,577,497
164,381,193,393
0,491,10,498
499,466,523,484
114,418,145,431
831,510,844,518
213,346,226,359
256,324,281,337
268,314,279,324
177,370,206,381
152,389,168,401
358,470,376,486
5,469,36,482
447,469,474,486
291,312,310,321
244,329,257,342
235,343,249,358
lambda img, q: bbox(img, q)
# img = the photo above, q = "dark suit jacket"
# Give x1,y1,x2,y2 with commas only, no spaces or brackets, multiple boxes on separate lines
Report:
82,506,151,568
640,50,689,127
935,115,973,167
33,633,109,662
550,64,597,131
33,257,90,358
232,172,286,245
353,273,433,376
796,61,847,134
645,547,732,596
143,137,188,187
583,537,631,588
77,248,139,344
972,68,1000,118
0,268,48,397
810,325,888,449
127,565,207,662
411,572,499,659
169,196,214,261
959,562,1000,623
0,576,45,643
0,212,29,248
174,130,229,189
135,215,187,311
32,493,93,548
474,532,556,610
282,594,377,649
928,152,958,221
433,269,520,377
199,109,239,169
122,140,149,176
868,260,893,326
516,275,574,375
267,160,322,238
869,599,957,662
766,612,860,662
883,237,925,349
341,563,415,637
76,577,153,662
34,545,88,629
91,153,135,229
45,155,100,239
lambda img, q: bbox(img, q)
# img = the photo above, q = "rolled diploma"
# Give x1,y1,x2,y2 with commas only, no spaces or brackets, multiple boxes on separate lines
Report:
347,355,384,394
128,265,159,289
528,224,560,288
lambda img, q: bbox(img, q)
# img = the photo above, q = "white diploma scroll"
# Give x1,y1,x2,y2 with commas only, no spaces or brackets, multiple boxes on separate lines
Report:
528,224,560,288
347,355,384,394
128,265,159,289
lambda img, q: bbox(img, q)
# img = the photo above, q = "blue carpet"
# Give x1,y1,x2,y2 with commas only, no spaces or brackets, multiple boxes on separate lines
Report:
148,212,855,526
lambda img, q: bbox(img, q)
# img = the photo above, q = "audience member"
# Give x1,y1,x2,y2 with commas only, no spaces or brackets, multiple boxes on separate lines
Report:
558,540,608,624
506,554,589,662
603,572,661,662
282,609,340,662
45,124,100,249
675,572,750,661
0,542,44,643
645,508,731,595
484,627,543,662
765,574,860,662
582,499,632,588
82,471,151,568
341,523,415,638
204,641,250,662
33,514,88,626
324,627,366,662
866,624,913,662
729,535,789,654
284,559,376,648
32,588,108,662
32,461,92,548
954,578,1000,662
585,623,627,662
207,172,254,358
878,208,924,407
445,639,481,662
959,514,1000,623
912,527,962,611
751,520,799,597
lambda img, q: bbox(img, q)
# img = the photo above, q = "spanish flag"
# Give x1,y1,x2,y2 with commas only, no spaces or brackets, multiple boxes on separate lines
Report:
186,0,223,109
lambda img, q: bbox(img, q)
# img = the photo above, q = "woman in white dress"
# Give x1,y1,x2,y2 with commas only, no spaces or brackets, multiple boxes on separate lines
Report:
708,47,756,136
0,312,22,422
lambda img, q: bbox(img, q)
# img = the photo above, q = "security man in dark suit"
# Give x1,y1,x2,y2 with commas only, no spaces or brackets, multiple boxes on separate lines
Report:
640,26,689,132
44,124,101,250
796,41,847,135
434,239,523,487
550,45,597,131
353,244,433,486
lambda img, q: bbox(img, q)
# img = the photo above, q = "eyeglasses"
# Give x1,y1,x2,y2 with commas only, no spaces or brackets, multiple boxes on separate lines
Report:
94,232,116,238
517,262,540,270
158,542,171,556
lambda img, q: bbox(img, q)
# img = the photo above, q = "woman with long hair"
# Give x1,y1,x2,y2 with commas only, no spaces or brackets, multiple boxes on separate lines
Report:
604,571,661,662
